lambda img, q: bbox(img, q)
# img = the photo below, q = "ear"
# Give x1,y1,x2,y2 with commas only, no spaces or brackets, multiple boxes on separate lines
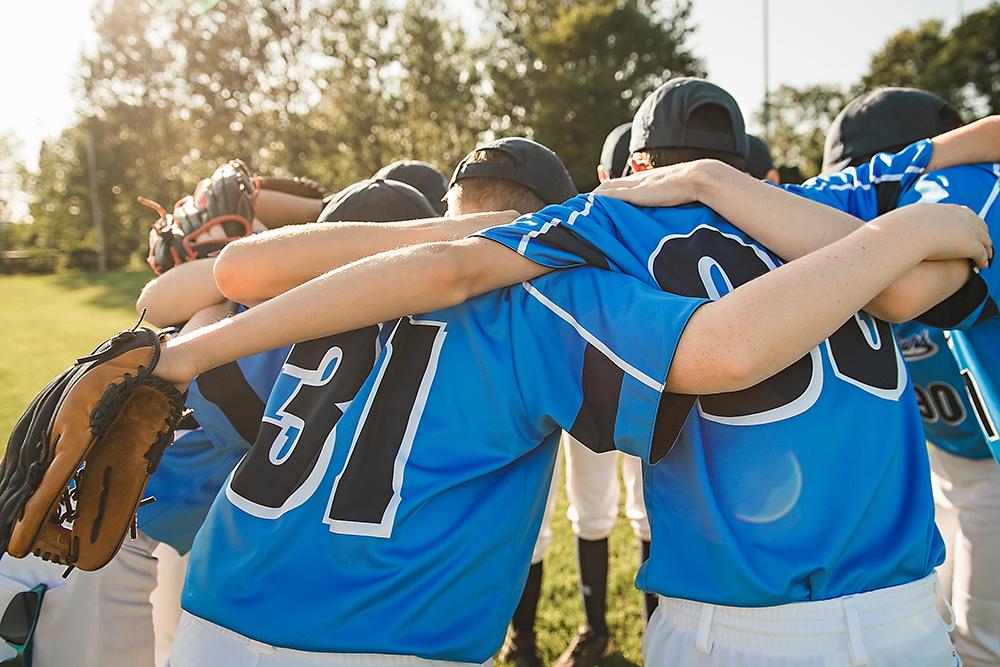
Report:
628,157,648,173
597,165,610,182
765,168,781,185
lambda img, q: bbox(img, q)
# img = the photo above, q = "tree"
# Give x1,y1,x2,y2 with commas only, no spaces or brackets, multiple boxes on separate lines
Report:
863,6,1000,118
481,0,703,190
758,84,850,182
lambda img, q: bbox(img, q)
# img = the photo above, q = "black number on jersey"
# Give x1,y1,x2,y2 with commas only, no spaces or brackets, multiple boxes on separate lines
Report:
914,382,967,426
648,225,904,424
227,318,447,538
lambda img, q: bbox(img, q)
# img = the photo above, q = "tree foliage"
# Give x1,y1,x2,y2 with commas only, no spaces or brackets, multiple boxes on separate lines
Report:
482,0,703,189
764,5,999,181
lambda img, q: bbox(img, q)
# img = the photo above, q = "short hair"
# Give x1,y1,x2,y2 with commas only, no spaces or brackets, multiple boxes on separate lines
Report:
845,105,965,169
448,149,546,214
631,104,747,171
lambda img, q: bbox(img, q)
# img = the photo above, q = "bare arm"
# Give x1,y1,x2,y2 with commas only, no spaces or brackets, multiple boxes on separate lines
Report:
926,114,1000,172
136,259,226,327
154,203,990,396
213,210,519,302
596,160,989,321
668,204,987,392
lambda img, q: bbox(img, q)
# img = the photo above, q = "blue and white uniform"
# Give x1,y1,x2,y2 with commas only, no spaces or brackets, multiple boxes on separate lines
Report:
793,155,1000,665
477,193,972,665
177,269,703,664
140,346,289,554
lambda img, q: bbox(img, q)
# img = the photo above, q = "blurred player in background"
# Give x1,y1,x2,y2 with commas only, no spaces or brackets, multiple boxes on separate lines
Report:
746,134,780,183
374,160,450,216
501,122,654,667
821,87,1000,667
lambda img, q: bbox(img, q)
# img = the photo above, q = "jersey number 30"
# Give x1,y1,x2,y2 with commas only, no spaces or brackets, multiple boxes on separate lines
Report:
227,317,446,538
650,225,907,425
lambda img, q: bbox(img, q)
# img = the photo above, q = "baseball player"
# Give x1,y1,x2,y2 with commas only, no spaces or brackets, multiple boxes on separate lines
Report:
746,134,780,183
373,160,451,216
144,122,991,667
0,174,429,666
815,88,1000,666
501,123,653,667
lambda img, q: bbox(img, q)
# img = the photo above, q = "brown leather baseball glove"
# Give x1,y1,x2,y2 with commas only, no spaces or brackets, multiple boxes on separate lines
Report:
0,324,184,574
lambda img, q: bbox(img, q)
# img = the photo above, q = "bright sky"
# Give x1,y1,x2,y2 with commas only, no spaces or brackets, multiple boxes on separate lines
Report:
0,0,992,170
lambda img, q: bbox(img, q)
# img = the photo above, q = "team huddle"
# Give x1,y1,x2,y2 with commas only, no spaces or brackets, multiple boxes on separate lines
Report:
0,77,998,667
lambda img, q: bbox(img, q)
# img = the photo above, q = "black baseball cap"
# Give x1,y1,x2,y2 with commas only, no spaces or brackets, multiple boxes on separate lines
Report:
449,137,577,205
630,77,749,159
599,123,632,179
373,160,448,215
822,87,959,174
746,134,775,180
318,178,437,223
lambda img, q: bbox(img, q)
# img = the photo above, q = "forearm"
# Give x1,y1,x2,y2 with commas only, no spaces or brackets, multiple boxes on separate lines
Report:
214,210,518,302
693,161,972,321
668,214,935,394
693,160,863,259
136,259,225,327
253,189,324,228
927,115,1000,172
160,237,547,383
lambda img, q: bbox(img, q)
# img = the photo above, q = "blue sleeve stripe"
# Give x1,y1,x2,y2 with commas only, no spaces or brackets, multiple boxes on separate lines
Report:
520,280,665,392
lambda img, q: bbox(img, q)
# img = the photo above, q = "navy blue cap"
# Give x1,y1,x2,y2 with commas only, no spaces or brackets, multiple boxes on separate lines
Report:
318,178,437,223
746,134,775,179
599,123,632,178
373,160,448,215
449,137,577,204
630,77,748,159
822,87,958,174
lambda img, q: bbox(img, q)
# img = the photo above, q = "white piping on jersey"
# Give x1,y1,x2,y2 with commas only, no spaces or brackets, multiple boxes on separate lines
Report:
520,280,665,392
516,193,596,256
976,164,1000,218
811,165,925,192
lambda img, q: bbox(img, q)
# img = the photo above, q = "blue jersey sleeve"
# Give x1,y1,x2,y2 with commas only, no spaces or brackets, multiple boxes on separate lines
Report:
511,267,706,462
783,139,934,220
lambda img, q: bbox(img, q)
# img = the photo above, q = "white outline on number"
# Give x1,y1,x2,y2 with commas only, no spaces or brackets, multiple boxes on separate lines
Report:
324,316,448,538
825,313,907,401
648,224,825,425
226,329,383,521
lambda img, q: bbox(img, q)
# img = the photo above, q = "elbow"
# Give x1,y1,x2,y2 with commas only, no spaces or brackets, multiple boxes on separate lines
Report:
213,241,257,303
418,240,482,310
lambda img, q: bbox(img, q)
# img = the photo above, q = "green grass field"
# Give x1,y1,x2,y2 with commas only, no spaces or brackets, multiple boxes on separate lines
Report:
0,270,646,665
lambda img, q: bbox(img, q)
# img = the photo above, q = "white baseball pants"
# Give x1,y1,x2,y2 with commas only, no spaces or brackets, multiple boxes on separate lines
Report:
0,531,188,667
642,574,958,666
931,446,1000,667
166,612,492,666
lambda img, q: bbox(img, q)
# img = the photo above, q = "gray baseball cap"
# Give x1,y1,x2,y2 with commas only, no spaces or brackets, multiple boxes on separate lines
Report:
373,160,449,215
746,134,775,180
630,77,749,159
318,178,437,223
449,137,577,205
822,87,958,174
599,123,632,179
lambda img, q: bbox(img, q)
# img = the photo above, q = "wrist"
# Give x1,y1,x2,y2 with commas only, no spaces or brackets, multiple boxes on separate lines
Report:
689,159,729,204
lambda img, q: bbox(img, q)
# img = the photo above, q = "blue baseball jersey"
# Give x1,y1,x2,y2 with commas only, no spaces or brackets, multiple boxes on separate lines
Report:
791,155,1000,460
947,327,1000,462
478,193,945,606
138,345,289,554
182,269,703,662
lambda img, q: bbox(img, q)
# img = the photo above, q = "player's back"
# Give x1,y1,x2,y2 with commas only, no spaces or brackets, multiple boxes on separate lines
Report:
181,265,696,662
892,163,1000,458
479,193,944,606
